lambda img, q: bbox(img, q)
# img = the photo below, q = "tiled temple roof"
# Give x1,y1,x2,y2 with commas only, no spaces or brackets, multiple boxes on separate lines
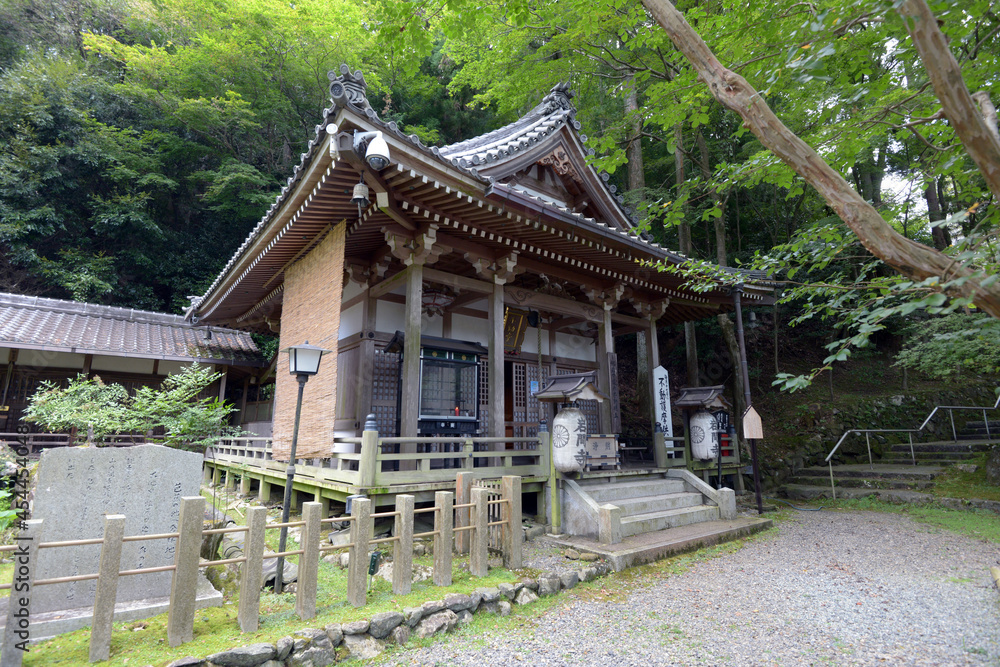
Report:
0,292,266,366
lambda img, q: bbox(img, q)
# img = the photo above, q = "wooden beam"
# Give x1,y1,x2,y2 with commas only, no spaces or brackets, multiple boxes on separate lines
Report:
504,286,603,323
369,268,409,299
422,267,494,294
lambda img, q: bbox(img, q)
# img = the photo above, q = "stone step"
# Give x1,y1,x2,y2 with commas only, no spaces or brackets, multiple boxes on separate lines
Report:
783,484,938,504
879,453,975,465
620,504,720,537
795,464,942,481
887,442,989,454
962,420,1000,430
787,475,934,490
613,492,704,517
581,478,686,503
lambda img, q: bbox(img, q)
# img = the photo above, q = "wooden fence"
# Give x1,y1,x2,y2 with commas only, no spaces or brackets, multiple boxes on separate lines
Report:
0,475,523,665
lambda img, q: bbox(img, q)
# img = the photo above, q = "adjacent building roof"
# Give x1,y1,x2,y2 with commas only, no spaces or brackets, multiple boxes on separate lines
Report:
0,292,267,366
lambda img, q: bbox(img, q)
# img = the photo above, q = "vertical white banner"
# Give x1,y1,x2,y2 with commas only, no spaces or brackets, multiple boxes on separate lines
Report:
653,366,673,438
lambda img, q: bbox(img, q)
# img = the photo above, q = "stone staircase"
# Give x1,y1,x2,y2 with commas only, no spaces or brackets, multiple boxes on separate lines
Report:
562,469,735,543
784,419,998,501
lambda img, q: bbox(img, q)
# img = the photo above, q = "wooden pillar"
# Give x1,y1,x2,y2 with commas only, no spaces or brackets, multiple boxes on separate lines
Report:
597,307,615,432
400,264,423,472
401,263,424,438
355,289,377,432
239,376,250,424
217,365,228,402
487,281,505,438
646,315,660,437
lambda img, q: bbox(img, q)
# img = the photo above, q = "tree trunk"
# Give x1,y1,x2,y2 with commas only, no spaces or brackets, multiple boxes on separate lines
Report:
641,0,1000,319
925,179,951,250
697,130,745,435
972,91,999,143
897,0,1000,200
626,78,646,194
676,123,699,386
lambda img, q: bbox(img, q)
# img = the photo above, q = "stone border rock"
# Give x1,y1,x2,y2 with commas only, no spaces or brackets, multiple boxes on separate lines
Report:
167,563,613,667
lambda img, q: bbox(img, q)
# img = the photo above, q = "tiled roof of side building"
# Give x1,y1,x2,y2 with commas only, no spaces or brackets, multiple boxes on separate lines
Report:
0,292,267,366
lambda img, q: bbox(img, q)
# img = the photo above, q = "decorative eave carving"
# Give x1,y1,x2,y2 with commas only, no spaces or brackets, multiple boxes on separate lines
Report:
537,148,583,184
328,64,372,113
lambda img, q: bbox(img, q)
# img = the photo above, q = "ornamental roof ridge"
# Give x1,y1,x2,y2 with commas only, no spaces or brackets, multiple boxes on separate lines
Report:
440,82,578,159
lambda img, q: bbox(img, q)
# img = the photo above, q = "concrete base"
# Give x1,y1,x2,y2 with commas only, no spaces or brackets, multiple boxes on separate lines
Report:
0,574,222,645
547,516,773,572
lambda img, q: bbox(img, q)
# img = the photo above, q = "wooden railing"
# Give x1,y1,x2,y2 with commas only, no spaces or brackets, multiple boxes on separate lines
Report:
208,428,547,489
0,474,523,665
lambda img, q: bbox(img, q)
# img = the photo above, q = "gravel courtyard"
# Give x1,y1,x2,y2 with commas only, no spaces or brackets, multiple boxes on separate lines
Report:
381,510,1000,666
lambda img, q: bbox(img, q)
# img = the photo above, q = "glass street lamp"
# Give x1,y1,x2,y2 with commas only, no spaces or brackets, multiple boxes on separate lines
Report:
274,341,331,594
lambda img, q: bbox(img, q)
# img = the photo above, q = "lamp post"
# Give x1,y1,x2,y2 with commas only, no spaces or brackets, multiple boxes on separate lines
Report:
274,341,330,594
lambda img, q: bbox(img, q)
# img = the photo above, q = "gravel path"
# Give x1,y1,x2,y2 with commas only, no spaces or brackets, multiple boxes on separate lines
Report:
380,510,1000,666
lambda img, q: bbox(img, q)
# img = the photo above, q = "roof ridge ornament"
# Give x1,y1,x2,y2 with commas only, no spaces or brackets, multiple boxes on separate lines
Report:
328,64,372,113
539,82,576,116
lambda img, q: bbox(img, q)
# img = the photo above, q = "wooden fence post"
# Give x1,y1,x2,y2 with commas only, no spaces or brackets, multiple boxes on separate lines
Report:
392,495,414,595
238,506,266,632
2,519,42,667
89,514,125,663
455,472,473,555
470,487,489,577
433,491,453,587
167,496,205,648
347,497,371,608
359,416,379,488
501,476,523,570
296,502,321,620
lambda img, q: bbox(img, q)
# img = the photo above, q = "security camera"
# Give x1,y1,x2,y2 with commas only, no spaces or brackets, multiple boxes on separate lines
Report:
353,130,390,171
365,131,389,170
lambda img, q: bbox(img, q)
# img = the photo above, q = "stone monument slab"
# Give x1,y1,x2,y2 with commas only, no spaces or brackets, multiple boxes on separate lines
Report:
0,444,222,642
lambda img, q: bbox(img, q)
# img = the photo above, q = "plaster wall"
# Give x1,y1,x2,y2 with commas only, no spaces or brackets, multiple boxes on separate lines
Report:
554,331,596,363
158,361,192,376
91,356,155,375
16,350,85,370
339,302,363,339
450,313,486,343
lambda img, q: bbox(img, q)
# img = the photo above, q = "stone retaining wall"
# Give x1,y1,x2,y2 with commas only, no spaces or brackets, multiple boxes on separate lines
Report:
170,564,613,667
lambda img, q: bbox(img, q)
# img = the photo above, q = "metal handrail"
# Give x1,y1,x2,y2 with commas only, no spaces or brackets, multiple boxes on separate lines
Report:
821,393,1000,498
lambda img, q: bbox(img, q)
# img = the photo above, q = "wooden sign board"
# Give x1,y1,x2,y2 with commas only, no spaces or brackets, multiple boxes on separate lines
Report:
743,406,764,439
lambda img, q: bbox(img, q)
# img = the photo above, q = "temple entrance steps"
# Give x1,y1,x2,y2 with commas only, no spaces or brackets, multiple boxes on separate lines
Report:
580,478,719,537
561,470,737,544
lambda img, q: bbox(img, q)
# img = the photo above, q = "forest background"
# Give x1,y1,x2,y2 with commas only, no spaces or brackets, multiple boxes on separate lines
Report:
1,0,998,406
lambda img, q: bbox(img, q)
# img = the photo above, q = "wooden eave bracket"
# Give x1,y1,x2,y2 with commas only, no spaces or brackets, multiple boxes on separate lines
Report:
464,251,524,285
584,283,625,310
384,225,450,267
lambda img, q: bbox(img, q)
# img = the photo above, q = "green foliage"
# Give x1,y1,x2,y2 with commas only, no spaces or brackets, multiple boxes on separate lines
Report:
23,364,237,448
23,374,132,442
894,313,1000,381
